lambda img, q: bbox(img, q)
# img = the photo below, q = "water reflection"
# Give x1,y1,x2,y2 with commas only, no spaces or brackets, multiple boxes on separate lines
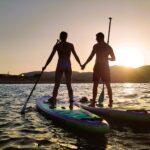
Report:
0,84,150,149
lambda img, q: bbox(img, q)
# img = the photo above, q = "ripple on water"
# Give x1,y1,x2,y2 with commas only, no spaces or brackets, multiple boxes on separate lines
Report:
142,90,150,94
123,93,138,98
19,129,47,134
141,95,150,99
0,122,12,128
0,83,150,149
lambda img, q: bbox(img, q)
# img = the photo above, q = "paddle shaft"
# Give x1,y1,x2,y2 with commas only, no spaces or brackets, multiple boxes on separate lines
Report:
21,70,44,114
26,70,44,102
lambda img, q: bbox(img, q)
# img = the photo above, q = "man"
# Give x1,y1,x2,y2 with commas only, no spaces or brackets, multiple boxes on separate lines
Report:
42,31,81,108
82,32,115,107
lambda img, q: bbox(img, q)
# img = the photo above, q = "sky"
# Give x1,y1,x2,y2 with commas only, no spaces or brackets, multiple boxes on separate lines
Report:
0,0,150,74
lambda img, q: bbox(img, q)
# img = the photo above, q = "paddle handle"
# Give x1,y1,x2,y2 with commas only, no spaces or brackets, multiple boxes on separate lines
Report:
107,17,112,44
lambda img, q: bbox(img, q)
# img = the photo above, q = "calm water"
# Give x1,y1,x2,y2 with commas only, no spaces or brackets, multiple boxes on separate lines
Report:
0,83,150,150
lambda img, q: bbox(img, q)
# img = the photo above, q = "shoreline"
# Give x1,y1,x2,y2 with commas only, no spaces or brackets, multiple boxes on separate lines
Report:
0,65,150,83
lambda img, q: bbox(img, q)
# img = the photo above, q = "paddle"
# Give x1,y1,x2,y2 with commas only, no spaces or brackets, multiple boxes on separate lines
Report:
98,84,104,106
98,17,112,106
20,40,59,114
20,70,44,114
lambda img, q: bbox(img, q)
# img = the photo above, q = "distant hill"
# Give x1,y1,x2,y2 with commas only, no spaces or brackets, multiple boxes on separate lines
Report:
110,65,150,82
0,65,150,83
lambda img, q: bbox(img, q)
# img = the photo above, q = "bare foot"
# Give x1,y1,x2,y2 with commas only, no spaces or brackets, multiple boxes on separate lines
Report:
48,97,56,108
88,103,95,107
69,102,73,110
108,100,113,108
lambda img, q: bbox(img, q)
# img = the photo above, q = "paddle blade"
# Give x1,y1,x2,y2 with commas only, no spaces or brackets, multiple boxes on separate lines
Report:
20,102,27,114
98,84,104,105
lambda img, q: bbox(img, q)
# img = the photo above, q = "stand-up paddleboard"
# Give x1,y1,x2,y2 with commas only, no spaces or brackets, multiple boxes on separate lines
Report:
75,103,150,132
36,96,109,135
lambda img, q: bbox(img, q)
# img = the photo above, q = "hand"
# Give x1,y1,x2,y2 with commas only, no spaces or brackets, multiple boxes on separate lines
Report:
81,64,85,70
108,57,115,61
42,66,46,71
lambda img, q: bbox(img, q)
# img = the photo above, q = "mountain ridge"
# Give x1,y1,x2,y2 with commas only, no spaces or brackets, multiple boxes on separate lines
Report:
0,65,150,83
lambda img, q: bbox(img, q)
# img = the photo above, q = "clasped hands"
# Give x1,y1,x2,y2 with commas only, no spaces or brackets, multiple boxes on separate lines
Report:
80,64,86,70
42,64,86,71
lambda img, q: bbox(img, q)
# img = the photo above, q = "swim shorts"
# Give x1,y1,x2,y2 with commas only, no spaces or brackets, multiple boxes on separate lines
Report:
93,63,110,83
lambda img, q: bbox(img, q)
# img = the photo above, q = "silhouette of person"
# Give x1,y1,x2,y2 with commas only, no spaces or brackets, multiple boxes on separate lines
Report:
42,31,81,109
81,32,115,107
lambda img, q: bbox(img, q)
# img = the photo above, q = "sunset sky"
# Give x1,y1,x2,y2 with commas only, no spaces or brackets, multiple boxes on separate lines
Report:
0,0,150,74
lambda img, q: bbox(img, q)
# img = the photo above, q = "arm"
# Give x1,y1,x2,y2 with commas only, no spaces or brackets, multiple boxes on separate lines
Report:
71,45,82,67
82,49,96,69
108,48,116,61
42,45,57,71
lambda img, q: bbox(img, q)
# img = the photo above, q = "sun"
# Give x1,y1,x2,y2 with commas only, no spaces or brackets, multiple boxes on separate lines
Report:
114,45,144,68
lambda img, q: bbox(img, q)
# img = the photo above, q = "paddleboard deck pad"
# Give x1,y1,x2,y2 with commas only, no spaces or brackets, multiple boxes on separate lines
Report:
75,103,150,132
36,96,109,135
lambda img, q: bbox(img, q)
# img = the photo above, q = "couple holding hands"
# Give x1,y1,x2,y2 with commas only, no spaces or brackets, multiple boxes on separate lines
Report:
42,31,115,109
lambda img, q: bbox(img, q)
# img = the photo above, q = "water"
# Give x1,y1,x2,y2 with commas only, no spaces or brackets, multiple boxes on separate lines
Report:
0,83,150,150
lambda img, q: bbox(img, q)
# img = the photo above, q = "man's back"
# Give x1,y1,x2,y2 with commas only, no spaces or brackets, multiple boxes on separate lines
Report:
93,41,113,65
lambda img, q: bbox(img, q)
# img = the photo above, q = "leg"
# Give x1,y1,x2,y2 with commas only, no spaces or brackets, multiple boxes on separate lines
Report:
64,71,73,102
65,71,73,110
92,65,100,107
105,82,113,107
52,70,63,100
92,81,99,107
101,66,112,107
49,70,63,108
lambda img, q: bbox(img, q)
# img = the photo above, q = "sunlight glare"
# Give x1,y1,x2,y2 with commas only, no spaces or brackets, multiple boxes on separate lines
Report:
115,45,144,68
